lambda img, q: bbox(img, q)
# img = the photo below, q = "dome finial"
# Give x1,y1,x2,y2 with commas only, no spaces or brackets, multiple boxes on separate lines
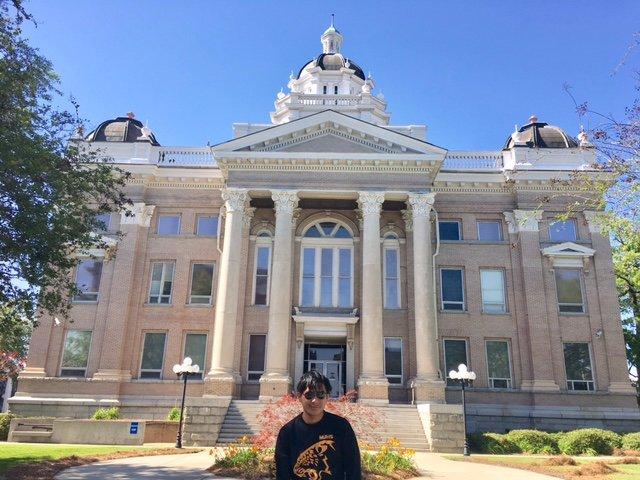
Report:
529,114,538,124
331,13,335,28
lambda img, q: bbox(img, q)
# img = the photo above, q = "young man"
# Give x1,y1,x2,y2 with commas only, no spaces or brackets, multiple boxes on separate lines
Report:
275,371,361,480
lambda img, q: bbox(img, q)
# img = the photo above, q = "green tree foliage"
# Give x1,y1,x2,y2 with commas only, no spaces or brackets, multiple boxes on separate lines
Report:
0,0,131,367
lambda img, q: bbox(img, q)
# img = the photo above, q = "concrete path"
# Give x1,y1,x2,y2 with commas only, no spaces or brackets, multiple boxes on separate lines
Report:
56,448,558,480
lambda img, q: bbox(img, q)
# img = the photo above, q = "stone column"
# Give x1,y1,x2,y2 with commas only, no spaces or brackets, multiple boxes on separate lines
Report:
408,193,445,403
357,191,389,403
584,211,636,395
205,188,248,397
260,190,299,399
93,202,155,382
504,210,559,391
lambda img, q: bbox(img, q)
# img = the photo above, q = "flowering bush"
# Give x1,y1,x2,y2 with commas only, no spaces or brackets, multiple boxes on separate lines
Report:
0,351,26,381
252,391,382,449
361,438,418,478
209,436,273,480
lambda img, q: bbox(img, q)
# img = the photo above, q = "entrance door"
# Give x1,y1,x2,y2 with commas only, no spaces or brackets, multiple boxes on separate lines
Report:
305,344,346,398
307,361,342,398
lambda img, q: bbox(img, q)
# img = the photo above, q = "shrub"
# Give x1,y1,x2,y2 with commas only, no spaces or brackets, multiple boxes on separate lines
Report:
91,407,120,420
167,407,181,422
558,428,622,456
468,432,520,454
361,438,418,478
209,437,272,480
0,412,14,441
505,429,559,454
623,432,640,451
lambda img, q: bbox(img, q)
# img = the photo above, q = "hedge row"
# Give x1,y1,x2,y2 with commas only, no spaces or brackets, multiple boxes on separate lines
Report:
471,429,640,455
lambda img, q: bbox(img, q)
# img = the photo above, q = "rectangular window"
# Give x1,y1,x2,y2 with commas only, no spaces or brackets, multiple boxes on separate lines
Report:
149,262,175,304
480,269,506,313
301,248,316,306
247,334,266,381
157,215,181,235
184,333,207,380
549,219,577,242
196,216,218,236
95,213,111,231
190,263,214,305
140,332,166,379
73,260,103,302
438,221,461,240
477,221,502,241
384,247,400,309
254,246,271,305
60,330,92,377
563,342,595,391
486,340,512,389
338,248,352,308
320,248,333,307
440,269,465,311
384,337,403,384
444,339,468,386
555,269,585,313
301,246,352,308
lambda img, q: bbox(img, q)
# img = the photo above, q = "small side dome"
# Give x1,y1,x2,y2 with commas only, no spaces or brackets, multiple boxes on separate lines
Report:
85,112,160,146
504,115,578,149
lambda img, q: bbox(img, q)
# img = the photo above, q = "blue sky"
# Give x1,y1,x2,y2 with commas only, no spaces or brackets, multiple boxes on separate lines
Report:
23,1,640,150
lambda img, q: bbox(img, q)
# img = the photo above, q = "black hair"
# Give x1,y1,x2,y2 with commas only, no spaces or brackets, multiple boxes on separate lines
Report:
296,370,332,395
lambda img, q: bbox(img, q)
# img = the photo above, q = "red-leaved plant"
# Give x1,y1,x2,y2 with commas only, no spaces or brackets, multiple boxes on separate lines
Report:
251,390,382,449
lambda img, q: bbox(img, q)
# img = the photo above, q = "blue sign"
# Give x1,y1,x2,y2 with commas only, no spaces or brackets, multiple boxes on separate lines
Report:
129,422,139,435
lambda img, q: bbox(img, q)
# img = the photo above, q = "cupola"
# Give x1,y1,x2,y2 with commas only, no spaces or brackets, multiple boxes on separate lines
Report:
504,115,578,150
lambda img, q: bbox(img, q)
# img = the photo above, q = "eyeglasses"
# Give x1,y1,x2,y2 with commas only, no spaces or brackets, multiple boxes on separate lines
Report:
302,390,327,400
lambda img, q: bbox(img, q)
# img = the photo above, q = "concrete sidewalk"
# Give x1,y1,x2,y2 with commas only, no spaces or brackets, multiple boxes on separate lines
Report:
56,448,558,480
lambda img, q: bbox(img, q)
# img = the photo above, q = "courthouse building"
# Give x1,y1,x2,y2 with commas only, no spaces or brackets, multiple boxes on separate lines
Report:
11,23,638,438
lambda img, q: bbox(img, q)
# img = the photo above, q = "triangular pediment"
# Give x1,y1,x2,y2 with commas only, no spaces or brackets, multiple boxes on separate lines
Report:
212,110,446,157
541,242,595,257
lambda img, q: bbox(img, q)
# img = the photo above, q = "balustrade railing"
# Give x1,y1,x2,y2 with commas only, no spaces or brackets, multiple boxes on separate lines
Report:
157,147,216,167
442,153,503,170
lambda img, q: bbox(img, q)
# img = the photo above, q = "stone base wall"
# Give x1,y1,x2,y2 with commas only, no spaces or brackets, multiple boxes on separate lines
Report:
467,403,640,433
416,404,465,453
182,397,231,446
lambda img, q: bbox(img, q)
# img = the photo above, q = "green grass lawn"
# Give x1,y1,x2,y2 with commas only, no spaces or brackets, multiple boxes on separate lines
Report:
0,443,154,476
444,454,640,479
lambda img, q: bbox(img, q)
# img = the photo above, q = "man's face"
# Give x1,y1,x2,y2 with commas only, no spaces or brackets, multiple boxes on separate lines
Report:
299,384,328,417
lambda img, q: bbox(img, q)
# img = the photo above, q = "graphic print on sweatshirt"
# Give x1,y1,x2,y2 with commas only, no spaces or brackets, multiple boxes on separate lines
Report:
293,436,336,480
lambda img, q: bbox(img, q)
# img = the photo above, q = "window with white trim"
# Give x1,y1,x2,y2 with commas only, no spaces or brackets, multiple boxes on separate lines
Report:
60,330,92,377
300,221,353,308
140,332,167,379
189,263,214,305
440,268,465,311
157,215,181,235
477,220,502,241
480,269,506,313
73,260,103,302
486,340,512,389
444,339,468,386
149,261,175,304
555,268,585,313
94,213,111,232
253,233,272,305
549,219,577,242
384,337,403,384
563,342,595,391
247,334,266,381
184,333,207,380
196,216,218,236
383,234,400,309
438,221,461,240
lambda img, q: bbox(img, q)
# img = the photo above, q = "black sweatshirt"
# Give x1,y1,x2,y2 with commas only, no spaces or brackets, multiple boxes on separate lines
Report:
275,411,362,480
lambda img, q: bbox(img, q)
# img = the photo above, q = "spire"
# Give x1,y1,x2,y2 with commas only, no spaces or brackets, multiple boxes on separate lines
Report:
321,14,343,54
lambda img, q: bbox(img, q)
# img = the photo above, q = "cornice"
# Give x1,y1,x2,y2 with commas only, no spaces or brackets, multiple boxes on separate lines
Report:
126,175,225,189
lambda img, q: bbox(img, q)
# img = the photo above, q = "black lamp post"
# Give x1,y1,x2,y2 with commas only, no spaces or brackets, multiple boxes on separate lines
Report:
172,357,200,449
449,363,476,456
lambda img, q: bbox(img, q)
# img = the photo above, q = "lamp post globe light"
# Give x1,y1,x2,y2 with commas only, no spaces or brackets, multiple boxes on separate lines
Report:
172,357,200,448
448,363,476,456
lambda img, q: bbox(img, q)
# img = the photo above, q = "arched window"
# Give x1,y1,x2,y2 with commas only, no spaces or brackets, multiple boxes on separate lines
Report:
253,231,272,305
300,221,353,308
383,233,400,309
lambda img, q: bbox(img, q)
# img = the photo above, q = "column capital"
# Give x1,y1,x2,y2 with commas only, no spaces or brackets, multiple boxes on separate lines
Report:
505,209,543,233
243,206,256,227
357,191,385,215
401,209,413,232
221,188,248,212
120,202,155,227
271,190,299,215
407,193,436,217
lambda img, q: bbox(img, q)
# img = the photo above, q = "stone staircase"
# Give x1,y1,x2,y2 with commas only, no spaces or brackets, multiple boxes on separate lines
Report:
217,401,431,451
